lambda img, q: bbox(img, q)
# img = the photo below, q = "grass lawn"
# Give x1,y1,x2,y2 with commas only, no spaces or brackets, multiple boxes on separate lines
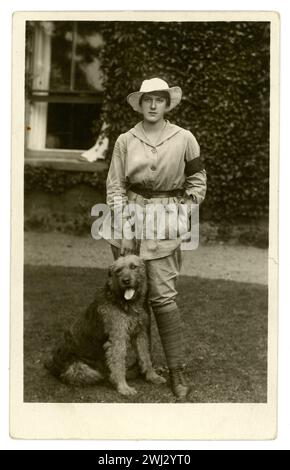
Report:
24,265,268,403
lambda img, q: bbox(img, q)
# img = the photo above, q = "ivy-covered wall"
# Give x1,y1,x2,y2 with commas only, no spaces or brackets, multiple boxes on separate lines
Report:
99,21,270,221
25,21,270,223
24,165,107,194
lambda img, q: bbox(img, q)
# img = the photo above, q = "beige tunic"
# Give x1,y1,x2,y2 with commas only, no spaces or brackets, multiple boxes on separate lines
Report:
100,120,207,260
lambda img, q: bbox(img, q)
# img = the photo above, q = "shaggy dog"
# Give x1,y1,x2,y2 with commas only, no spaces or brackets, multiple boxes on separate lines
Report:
45,255,165,396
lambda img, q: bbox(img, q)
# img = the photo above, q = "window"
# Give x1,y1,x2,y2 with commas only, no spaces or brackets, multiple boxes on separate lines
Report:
25,21,105,158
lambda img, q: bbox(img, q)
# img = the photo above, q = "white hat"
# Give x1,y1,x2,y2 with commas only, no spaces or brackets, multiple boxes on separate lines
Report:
127,78,182,113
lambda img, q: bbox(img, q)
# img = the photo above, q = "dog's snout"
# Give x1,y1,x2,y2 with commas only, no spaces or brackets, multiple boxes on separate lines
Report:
119,267,131,282
113,258,143,290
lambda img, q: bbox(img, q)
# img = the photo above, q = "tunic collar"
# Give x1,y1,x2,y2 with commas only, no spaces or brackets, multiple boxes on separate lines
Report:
129,120,182,147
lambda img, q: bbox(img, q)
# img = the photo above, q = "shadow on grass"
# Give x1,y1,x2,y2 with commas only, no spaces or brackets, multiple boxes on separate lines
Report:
24,265,268,403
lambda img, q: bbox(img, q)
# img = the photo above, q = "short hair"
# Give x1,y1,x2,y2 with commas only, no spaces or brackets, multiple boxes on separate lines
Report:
139,91,171,108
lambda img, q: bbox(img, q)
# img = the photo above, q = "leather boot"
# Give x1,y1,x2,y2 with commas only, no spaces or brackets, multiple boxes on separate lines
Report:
169,368,190,400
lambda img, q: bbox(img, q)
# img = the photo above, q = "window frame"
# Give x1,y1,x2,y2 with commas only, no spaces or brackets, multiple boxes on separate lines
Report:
25,20,105,166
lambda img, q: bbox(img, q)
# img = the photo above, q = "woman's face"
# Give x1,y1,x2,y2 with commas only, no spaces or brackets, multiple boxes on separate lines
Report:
140,93,168,123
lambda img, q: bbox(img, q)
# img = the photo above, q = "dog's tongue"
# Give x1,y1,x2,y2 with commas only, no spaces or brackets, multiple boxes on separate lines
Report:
124,288,135,300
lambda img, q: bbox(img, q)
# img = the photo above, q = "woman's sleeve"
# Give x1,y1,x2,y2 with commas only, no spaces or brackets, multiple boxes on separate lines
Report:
183,131,207,205
106,135,128,209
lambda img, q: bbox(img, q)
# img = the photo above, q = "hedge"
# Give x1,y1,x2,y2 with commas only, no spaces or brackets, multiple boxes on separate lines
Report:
98,21,270,221
25,21,270,222
24,165,107,194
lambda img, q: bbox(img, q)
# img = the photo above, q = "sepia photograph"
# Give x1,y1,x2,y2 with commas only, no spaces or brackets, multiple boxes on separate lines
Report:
10,10,279,439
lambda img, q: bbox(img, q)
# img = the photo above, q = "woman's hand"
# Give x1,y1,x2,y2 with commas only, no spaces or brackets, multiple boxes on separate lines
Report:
120,238,136,256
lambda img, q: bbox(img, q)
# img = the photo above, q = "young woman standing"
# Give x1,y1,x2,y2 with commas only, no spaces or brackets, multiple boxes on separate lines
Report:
104,78,207,399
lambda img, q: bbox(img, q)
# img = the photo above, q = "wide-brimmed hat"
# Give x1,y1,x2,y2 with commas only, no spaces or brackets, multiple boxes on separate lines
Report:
127,78,182,113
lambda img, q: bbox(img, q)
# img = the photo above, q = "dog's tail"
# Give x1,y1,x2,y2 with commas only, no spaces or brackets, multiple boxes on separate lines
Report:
44,332,77,377
59,361,104,385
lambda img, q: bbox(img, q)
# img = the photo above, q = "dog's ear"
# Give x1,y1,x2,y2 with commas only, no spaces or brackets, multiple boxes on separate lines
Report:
106,265,115,299
136,257,146,270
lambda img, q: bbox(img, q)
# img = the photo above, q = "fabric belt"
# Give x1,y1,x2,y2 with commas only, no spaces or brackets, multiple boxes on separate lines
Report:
128,185,184,199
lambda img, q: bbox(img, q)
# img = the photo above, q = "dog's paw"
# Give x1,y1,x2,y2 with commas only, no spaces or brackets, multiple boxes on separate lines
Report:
145,370,167,385
117,383,137,396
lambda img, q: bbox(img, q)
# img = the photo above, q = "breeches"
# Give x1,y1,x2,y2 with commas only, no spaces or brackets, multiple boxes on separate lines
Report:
146,248,182,309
